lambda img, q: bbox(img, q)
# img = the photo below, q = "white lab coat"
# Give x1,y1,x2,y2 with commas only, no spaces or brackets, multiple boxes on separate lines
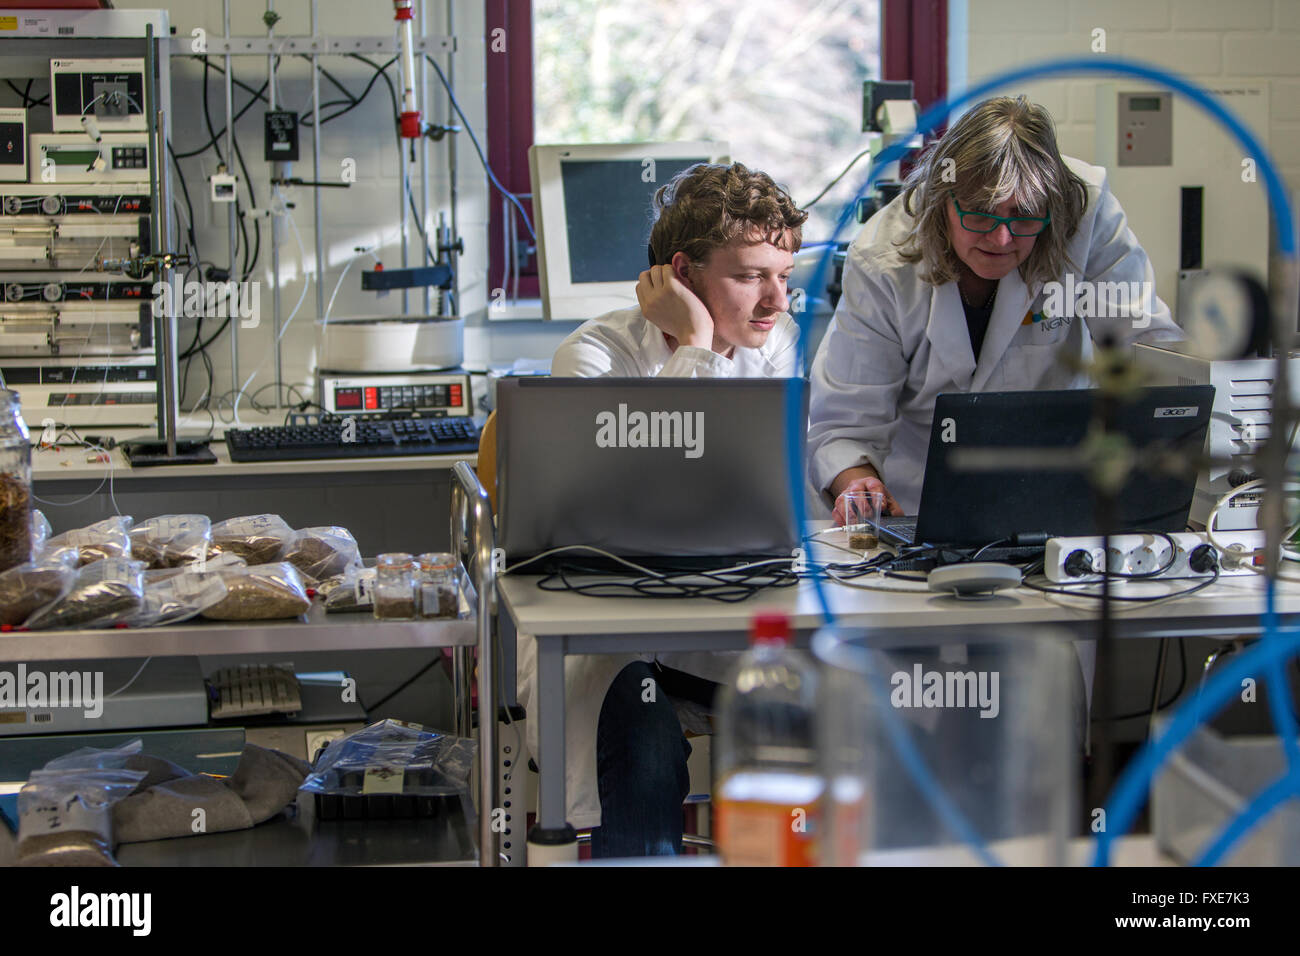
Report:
807,156,1185,513
520,305,801,828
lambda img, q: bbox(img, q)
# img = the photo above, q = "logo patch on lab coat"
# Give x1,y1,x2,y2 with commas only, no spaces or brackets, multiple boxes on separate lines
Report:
1022,309,1073,332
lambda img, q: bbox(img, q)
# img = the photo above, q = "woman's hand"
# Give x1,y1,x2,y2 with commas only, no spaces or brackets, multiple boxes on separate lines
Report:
830,468,903,525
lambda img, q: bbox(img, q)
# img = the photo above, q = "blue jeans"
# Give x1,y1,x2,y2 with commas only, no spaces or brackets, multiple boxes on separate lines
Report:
589,661,694,858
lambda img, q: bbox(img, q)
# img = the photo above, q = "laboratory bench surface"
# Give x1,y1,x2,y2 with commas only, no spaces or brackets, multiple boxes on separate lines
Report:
0,603,476,663
498,560,1300,643
31,435,477,482
501,526,1300,835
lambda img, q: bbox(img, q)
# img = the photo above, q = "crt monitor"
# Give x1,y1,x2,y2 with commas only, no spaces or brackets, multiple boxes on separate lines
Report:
528,141,729,321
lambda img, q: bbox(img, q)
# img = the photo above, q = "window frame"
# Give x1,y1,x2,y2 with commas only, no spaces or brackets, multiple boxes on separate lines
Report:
485,0,946,306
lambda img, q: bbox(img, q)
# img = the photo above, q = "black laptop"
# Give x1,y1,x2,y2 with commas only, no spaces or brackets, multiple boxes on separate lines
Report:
879,385,1215,552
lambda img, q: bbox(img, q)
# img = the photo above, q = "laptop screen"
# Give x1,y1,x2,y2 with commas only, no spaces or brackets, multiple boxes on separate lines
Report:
912,386,1215,547
496,377,808,564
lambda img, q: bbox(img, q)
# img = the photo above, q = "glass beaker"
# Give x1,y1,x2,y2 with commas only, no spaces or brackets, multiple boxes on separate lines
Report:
843,490,883,552
813,626,1080,866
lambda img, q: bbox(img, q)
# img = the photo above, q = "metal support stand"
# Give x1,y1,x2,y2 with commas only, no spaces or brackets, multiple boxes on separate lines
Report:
451,462,499,867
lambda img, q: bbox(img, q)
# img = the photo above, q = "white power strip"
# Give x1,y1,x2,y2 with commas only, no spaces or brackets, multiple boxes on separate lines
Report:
1045,531,1265,583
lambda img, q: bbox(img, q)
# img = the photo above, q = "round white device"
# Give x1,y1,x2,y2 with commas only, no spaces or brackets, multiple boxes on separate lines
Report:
927,562,1022,598
316,316,464,372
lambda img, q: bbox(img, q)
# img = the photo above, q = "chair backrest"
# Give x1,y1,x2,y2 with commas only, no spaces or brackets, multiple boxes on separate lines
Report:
477,408,498,513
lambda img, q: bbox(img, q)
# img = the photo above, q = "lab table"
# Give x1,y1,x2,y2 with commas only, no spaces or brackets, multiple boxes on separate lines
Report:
498,529,1300,842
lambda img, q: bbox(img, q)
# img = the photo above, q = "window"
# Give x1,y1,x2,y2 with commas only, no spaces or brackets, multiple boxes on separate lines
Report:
486,0,943,309
533,0,882,241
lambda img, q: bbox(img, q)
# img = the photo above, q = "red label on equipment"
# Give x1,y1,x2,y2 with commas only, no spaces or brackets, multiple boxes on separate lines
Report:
364,387,379,410
449,385,462,406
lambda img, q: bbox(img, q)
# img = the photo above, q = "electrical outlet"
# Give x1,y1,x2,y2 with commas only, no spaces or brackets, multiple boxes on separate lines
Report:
304,728,348,763
1046,531,1265,583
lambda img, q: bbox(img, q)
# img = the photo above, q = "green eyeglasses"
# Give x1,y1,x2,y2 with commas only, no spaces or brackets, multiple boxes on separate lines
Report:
951,194,1051,237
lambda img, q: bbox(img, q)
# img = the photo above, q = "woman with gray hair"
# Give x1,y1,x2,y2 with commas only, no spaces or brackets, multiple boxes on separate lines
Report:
808,95,1183,520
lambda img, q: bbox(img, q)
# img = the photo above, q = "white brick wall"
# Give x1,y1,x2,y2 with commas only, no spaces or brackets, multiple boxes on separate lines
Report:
956,0,1300,269
107,0,525,408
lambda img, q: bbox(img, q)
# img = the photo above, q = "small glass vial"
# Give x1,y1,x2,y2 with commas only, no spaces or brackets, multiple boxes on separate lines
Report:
373,552,418,620
416,552,460,619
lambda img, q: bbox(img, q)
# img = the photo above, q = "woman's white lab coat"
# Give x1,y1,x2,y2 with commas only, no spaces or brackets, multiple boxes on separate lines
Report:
521,306,801,829
807,156,1185,513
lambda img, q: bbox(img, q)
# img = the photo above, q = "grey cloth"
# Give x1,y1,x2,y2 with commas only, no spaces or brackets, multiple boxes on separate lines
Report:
113,744,311,844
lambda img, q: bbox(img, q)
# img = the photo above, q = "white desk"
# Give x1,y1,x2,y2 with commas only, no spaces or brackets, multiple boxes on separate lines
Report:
498,531,1300,839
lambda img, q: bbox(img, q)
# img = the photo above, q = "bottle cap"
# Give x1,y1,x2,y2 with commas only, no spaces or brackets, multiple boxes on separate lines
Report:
750,612,790,646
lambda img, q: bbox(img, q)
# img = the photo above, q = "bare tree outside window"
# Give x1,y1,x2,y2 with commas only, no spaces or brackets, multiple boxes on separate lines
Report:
535,0,882,240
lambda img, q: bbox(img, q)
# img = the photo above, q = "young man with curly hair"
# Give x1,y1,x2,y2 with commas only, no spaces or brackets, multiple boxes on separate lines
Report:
522,162,807,857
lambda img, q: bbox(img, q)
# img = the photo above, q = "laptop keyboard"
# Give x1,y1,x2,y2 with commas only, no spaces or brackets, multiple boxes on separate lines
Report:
878,517,917,544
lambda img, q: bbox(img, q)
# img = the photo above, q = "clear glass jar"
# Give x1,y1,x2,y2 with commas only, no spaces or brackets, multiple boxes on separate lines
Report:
373,552,417,620
416,552,460,619
0,388,32,574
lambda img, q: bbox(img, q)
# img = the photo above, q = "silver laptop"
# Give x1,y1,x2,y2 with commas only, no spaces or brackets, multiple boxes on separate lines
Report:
496,377,807,569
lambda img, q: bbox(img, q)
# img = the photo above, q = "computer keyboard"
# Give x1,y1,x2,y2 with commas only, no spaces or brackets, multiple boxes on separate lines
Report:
208,664,302,719
225,413,481,462
879,518,917,544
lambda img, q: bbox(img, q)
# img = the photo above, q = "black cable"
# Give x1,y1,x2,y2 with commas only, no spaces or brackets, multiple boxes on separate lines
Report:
801,146,874,210
312,59,359,106
197,56,255,281
170,59,251,365
196,58,257,284
167,142,200,256
199,56,228,167
175,55,392,161
349,53,401,135
231,134,260,281
535,559,799,602
199,348,215,410
304,55,396,126
1021,567,1221,603
173,58,270,159
5,78,48,108
235,198,251,280
424,53,536,240
183,316,234,361
1102,638,1188,722
367,656,444,714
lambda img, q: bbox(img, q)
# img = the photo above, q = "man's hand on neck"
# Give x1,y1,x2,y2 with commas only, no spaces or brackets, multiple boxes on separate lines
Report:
637,264,715,351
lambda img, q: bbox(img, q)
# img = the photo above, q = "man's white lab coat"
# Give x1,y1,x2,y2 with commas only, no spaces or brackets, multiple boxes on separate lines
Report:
521,305,801,829
808,156,1184,513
